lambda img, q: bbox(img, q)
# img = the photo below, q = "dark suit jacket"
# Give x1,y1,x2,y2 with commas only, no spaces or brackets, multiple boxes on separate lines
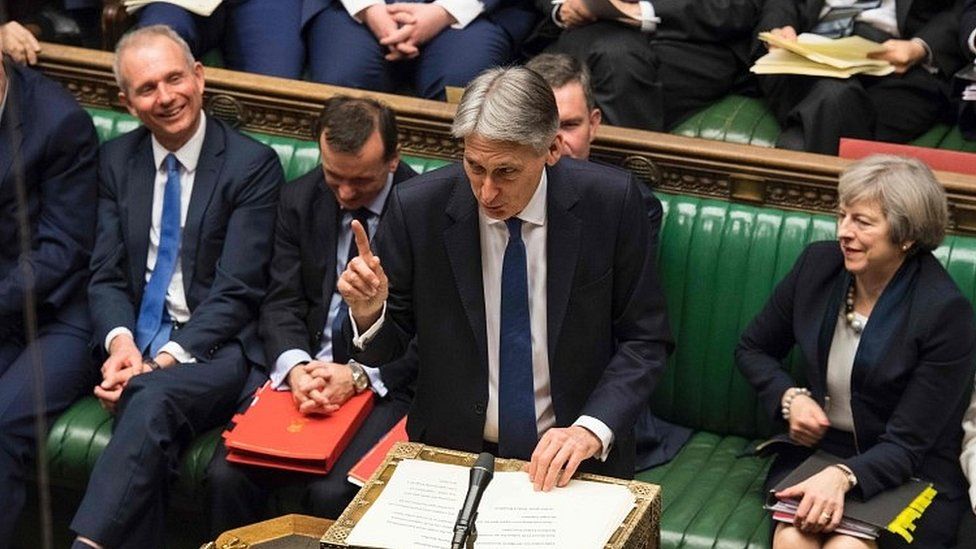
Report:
525,0,760,61
259,161,418,391
0,60,97,334
349,158,673,478
963,0,976,56
736,241,976,500
302,0,537,46
756,0,965,75
88,115,283,366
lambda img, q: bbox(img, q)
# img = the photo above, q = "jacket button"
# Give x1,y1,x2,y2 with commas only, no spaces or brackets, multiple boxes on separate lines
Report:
474,403,485,415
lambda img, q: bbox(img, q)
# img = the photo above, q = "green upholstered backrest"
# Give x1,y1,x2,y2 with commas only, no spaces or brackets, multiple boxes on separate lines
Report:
651,193,976,439
83,108,451,178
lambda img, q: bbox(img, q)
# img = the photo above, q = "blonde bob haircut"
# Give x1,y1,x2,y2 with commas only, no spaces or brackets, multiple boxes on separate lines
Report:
838,154,948,253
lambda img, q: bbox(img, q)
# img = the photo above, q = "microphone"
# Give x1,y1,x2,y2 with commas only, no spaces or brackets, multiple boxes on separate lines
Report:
450,452,495,549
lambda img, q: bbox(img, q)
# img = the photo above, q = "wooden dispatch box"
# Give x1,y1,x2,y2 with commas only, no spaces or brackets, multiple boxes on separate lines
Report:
321,442,661,549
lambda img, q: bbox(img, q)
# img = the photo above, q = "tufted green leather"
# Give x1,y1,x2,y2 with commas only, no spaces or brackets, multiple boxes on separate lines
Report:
674,95,976,152
41,108,976,548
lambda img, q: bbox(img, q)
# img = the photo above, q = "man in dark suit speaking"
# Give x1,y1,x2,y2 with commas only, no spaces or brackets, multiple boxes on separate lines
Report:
70,25,283,548
339,66,672,487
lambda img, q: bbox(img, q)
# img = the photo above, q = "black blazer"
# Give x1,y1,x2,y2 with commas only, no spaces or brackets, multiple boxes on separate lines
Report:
0,60,98,332
736,241,976,500
349,158,673,478
756,0,965,75
88,116,284,366
259,161,418,390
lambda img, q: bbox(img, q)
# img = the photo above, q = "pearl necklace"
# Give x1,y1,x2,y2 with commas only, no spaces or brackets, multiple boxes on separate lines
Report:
844,280,864,334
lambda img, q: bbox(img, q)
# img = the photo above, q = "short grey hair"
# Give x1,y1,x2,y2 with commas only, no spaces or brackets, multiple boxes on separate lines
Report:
451,67,558,153
525,53,596,111
838,154,948,252
113,25,196,93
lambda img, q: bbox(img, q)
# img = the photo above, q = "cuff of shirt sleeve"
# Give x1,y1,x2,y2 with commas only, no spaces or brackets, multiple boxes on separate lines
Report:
638,1,659,33
550,0,566,28
271,349,314,389
969,28,976,56
158,341,196,364
910,37,936,74
360,363,389,397
351,301,388,350
573,416,614,461
341,0,383,23
105,326,134,354
434,0,483,29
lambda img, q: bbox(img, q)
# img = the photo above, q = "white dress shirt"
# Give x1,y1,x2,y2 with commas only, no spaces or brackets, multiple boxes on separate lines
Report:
270,174,393,393
104,113,207,363
341,0,485,30
355,169,614,460
961,378,976,513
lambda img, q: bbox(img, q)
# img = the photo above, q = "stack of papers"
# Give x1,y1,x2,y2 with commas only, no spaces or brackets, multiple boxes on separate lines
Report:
752,32,893,78
123,0,222,17
346,459,636,548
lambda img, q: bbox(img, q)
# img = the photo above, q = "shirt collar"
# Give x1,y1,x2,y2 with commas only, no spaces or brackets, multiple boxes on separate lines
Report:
485,168,548,227
151,112,207,172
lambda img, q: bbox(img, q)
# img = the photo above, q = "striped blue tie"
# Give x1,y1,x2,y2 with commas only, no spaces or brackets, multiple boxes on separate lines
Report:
811,0,882,38
497,218,538,459
135,153,182,357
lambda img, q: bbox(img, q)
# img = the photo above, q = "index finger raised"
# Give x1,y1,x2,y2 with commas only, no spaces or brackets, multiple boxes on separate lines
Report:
351,219,374,259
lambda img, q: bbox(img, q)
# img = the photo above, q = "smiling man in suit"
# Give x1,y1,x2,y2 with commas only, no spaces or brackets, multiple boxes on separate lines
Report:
339,66,672,486
207,96,418,531
0,56,99,547
70,25,283,549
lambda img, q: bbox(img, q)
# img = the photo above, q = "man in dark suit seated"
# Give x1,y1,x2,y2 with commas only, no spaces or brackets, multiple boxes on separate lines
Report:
533,0,761,132
132,0,305,79
69,25,283,549
757,0,966,154
300,0,536,100
0,55,99,547
339,66,672,484
207,96,418,531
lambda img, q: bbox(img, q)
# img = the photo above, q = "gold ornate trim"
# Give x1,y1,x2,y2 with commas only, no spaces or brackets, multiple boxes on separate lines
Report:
35,43,976,234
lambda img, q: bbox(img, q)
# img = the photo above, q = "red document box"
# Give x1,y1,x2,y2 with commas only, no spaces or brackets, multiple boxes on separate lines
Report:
347,415,408,486
223,385,374,475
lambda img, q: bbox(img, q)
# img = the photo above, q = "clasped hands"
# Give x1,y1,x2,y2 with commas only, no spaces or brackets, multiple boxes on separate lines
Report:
338,221,604,491
777,391,853,534
95,334,175,413
767,26,927,74
359,3,456,61
287,360,357,415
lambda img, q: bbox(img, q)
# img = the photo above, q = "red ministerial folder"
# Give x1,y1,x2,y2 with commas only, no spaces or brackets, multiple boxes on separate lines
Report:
222,384,374,475
347,415,408,487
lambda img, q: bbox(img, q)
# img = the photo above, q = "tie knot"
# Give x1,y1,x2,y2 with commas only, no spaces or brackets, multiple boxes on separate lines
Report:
349,207,372,226
164,153,179,173
505,217,522,240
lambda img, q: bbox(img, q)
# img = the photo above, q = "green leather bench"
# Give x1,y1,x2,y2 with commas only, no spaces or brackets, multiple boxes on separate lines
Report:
29,108,976,548
673,94,976,153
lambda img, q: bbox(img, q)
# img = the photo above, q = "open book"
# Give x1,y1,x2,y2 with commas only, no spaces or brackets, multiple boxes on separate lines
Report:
123,0,222,17
752,32,893,78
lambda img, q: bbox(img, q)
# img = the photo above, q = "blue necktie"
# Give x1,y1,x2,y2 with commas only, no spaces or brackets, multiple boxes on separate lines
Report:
497,218,538,459
331,208,372,364
811,0,882,38
135,153,182,357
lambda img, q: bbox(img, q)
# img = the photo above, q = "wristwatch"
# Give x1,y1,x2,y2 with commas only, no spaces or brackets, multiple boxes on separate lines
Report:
348,360,369,394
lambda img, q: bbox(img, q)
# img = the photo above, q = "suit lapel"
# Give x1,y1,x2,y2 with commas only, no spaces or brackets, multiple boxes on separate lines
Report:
181,117,225,298
319,185,340,314
127,136,156,295
0,63,24,192
443,177,488,372
545,164,581,357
